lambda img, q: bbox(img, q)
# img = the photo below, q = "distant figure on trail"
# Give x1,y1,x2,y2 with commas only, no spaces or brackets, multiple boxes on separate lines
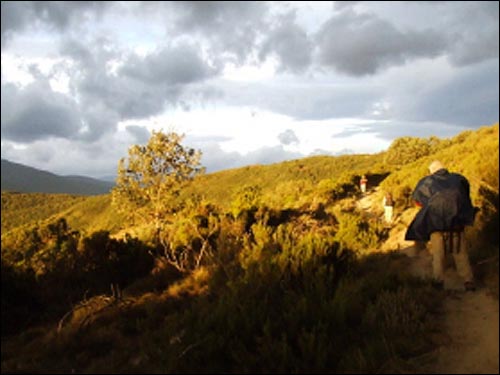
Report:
405,160,478,291
360,175,368,194
382,192,394,226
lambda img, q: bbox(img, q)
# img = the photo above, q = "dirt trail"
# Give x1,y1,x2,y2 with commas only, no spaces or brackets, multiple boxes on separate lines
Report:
356,187,381,213
359,189,500,374
403,246,499,374
426,289,499,374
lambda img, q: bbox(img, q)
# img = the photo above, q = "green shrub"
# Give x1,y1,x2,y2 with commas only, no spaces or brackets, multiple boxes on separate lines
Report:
334,210,384,254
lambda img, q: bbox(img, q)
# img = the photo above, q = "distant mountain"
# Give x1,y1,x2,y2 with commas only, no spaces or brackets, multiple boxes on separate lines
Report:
94,174,118,183
1,159,114,195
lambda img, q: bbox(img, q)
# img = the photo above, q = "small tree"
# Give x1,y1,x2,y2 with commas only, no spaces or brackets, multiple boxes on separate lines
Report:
111,130,204,241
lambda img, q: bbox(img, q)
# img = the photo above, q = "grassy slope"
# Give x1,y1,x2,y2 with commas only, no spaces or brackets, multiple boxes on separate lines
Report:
183,153,387,209
1,192,88,233
1,153,386,236
1,193,127,246
52,194,126,235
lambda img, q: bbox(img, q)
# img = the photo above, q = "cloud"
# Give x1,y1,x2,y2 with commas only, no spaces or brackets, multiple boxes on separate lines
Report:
1,81,81,143
335,2,499,69
278,129,299,145
197,142,242,173
1,1,110,48
120,44,219,85
316,9,446,76
440,2,499,67
77,101,121,143
125,125,150,144
1,129,139,178
410,60,499,126
334,2,361,10
57,39,219,139
214,79,380,121
243,145,303,166
194,141,303,173
259,11,313,73
1,1,29,46
378,58,500,126
29,1,109,30
339,121,471,143
162,1,270,65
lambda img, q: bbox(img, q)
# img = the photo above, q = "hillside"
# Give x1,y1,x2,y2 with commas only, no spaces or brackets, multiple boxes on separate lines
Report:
0,153,390,237
182,153,388,210
1,123,498,374
1,192,89,233
1,159,114,195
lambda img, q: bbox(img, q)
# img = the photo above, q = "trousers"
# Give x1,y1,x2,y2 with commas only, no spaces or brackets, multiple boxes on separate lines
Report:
429,229,474,283
384,206,393,224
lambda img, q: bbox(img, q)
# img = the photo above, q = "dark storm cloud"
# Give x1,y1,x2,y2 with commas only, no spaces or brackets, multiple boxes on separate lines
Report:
167,1,270,64
75,73,169,138
1,1,29,46
30,1,109,30
64,58,164,121
316,9,446,76
78,102,120,143
59,37,99,67
58,38,219,140
408,60,499,126
259,11,313,73
119,44,218,85
334,2,499,69
1,81,81,142
439,1,499,67
1,1,110,48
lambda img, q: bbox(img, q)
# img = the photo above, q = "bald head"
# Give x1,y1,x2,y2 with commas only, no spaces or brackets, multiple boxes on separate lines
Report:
429,160,445,174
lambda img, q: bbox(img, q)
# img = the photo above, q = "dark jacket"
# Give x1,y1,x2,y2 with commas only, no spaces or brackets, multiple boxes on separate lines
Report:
405,168,476,241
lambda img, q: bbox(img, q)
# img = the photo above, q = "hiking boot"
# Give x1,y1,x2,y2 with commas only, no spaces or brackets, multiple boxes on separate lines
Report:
464,281,476,292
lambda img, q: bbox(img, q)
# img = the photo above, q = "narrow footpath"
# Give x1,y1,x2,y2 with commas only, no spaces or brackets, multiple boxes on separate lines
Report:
358,188,499,374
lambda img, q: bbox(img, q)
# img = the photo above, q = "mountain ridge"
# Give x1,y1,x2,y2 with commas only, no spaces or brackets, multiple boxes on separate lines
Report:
1,159,114,195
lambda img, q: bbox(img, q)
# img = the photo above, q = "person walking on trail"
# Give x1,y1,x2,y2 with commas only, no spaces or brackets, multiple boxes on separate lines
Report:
405,160,478,291
360,175,368,194
382,192,394,226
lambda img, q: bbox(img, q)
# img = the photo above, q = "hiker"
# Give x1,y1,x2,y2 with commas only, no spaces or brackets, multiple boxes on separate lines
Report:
405,160,477,291
382,192,394,225
360,175,368,194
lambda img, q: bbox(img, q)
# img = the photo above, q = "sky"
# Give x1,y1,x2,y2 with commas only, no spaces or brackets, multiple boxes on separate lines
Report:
1,1,499,179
